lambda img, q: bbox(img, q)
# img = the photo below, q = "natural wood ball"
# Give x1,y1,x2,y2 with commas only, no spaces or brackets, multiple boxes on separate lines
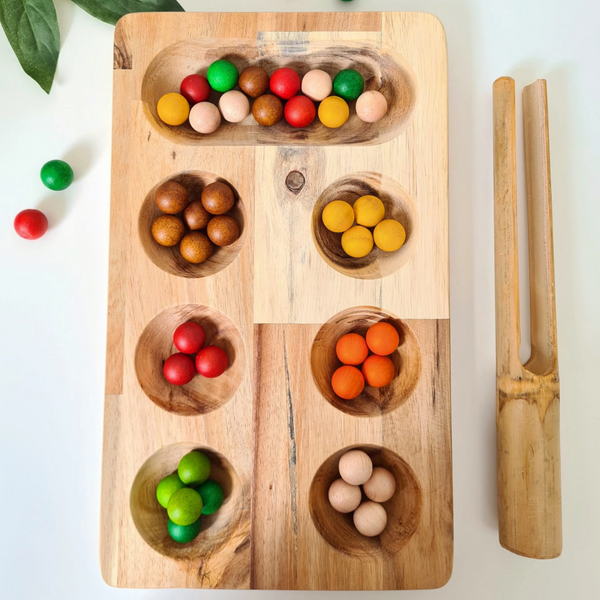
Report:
239,66,270,98
328,478,362,514
189,101,221,134
184,200,211,230
338,449,373,486
362,467,396,503
207,215,240,247
218,90,250,123
179,231,213,264
252,94,284,127
155,181,188,214
201,182,235,215
151,215,185,247
353,501,387,537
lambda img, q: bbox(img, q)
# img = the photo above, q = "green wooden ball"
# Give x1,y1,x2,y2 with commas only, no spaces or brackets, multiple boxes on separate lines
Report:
178,450,211,486
207,60,239,93
40,159,74,191
333,69,365,101
167,487,203,526
195,480,225,515
167,517,202,543
156,473,186,509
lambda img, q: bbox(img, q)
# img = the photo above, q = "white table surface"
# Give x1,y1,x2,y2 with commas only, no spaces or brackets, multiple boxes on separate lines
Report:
1,0,598,598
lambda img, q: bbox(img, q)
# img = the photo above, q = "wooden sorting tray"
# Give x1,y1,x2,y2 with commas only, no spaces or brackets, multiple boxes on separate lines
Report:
101,11,451,590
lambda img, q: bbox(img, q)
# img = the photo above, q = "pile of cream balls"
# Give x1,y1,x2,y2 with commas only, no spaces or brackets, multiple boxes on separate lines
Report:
329,449,397,537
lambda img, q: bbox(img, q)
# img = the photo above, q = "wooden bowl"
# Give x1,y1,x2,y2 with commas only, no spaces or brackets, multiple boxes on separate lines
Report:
135,304,245,416
130,442,245,560
139,171,246,279
309,444,422,557
141,39,418,146
311,172,419,279
311,307,422,417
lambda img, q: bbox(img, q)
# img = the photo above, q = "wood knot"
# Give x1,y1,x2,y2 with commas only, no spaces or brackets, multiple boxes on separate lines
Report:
285,171,305,194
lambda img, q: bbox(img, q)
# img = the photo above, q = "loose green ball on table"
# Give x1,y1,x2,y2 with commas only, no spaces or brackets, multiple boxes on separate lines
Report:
41,159,74,191
207,59,239,93
333,69,365,101
167,487,203,526
156,472,186,508
195,480,225,515
168,517,202,543
178,450,211,485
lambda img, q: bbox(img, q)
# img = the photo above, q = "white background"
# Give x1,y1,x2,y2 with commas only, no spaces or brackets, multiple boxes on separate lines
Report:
1,0,598,598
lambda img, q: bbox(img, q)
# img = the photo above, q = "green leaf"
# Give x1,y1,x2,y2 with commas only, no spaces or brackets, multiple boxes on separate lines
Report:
0,0,60,93
70,0,185,27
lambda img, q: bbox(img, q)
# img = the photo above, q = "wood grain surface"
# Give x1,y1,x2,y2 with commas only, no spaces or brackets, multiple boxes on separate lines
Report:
101,11,451,589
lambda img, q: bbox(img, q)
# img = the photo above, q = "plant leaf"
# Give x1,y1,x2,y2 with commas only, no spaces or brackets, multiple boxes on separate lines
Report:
0,0,60,93
70,0,185,27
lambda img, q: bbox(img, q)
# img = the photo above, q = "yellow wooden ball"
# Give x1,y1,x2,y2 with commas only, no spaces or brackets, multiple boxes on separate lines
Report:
341,225,374,258
374,219,406,252
157,93,190,126
322,200,354,233
318,96,350,129
353,195,385,227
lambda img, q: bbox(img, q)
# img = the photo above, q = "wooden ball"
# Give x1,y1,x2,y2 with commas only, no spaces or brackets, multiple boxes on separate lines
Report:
239,66,269,98
207,215,240,247
155,181,188,214
301,69,332,102
201,182,235,215
356,90,388,123
218,90,250,123
252,94,283,127
184,200,211,230
353,501,387,537
151,215,185,247
363,467,396,503
189,102,221,134
328,479,361,514
338,450,373,486
180,231,213,264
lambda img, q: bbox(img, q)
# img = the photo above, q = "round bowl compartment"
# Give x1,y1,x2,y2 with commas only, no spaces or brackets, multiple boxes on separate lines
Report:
139,171,246,279
312,172,419,280
311,306,422,417
309,444,423,557
135,304,245,416
130,442,245,560
141,39,418,146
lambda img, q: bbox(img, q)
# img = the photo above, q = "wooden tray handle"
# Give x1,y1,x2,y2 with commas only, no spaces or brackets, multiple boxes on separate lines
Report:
493,77,562,559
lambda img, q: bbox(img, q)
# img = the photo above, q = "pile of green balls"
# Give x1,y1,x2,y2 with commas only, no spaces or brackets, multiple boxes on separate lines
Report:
156,450,225,544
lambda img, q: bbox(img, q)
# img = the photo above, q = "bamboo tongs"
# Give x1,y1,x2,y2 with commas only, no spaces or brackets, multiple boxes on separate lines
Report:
493,77,562,559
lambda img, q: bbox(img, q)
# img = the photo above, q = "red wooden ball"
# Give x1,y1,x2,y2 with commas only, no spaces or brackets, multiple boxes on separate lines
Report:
14,209,48,240
284,95,316,128
163,353,196,386
269,68,301,100
180,74,211,104
195,346,228,378
173,321,206,354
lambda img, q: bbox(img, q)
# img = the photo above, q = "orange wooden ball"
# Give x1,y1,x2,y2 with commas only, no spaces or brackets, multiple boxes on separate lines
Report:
362,355,395,388
331,365,365,400
365,322,400,356
335,333,369,366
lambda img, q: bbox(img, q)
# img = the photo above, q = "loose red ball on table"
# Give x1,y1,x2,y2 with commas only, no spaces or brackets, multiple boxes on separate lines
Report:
269,68,301,100
196,346,228,378
163,353,196,385
284,95,316,128
173,321,206,354
180,74,211,104
14,209,48,240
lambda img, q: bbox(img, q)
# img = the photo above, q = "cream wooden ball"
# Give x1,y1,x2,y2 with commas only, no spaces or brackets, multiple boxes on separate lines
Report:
338,450,373,486
363,467,396,503
328,478,362,513
353,501,387,537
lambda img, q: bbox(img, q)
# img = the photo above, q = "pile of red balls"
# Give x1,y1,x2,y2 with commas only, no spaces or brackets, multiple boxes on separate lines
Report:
163,321,229,386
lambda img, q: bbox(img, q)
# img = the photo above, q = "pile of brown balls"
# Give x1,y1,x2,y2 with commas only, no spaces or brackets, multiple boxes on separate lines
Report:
151,180,241,265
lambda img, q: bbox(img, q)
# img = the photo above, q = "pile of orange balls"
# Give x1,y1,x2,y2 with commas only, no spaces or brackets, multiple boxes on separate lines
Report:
331,322,400,400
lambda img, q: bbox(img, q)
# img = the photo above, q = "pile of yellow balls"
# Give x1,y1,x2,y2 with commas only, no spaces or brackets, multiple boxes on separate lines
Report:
321,196,406,258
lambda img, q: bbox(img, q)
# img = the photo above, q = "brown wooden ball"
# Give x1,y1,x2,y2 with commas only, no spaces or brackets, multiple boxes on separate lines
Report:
184,200,211,230
252,94,283,126
151,215,185,247
207,215,240,247
180,231,213,264
201,182,235,215
239,66,269,98
155,181,188,214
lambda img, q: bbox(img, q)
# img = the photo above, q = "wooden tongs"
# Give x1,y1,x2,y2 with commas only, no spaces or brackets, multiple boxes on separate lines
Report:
493,77,562,559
